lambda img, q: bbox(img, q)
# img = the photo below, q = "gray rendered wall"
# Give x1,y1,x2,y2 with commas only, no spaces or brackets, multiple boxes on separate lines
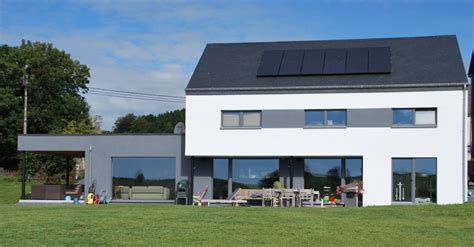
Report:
261,108,393,128
18,134,188,201
347,108,392,127
262,110,305,128
192,157,213,199
279,158,291,187
292,158,305,189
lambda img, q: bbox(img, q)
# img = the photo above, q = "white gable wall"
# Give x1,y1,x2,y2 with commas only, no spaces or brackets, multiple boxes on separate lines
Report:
185,89,467,206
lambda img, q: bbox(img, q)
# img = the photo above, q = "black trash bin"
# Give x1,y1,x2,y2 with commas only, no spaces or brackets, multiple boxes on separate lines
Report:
176,179,189,205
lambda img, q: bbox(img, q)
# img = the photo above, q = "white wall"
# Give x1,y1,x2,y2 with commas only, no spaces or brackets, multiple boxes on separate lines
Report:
185,90,467,206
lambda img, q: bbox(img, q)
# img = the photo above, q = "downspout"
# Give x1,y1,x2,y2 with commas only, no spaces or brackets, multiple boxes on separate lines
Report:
462,84,467,202
89,145,93,193
190,156,194,205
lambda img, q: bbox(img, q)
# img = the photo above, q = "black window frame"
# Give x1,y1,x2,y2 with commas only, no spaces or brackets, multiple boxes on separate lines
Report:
221,110,262,129
392,108,437,127
304,109,347,128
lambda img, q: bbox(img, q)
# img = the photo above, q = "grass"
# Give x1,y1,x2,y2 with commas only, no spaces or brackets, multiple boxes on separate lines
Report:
0,176,31,204
0,177,473,246
0,204,472,246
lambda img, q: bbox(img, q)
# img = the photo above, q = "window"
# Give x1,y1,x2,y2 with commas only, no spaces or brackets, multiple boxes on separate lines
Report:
242,112,261,127
392,158,437,203
305,111,324,126
212,159,280,199
304,159,342,197
213,159,228,199
112,157,176,200
304,158,362,204
305,110,346,127
222,112,240,127
392,108,436,126
327,110,346,126
221,111,261,128
232,159,279,191
415,109,436,125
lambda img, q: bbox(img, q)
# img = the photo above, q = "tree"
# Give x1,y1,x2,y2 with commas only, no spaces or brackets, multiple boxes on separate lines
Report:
113,113,137,133
112,109,185,133
0,40,91,169
62,118,99,135
0,87,21,168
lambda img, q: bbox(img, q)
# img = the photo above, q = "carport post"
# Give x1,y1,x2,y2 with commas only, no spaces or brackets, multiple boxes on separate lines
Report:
66,157,70,186
21,152,26,199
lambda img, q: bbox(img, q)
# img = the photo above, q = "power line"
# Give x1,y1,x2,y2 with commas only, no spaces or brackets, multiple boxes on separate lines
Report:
88,87,185,100
87,92,185,103
87,89,185,102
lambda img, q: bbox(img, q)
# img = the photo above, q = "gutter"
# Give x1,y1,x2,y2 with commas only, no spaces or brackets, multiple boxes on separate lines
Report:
185,82,468,93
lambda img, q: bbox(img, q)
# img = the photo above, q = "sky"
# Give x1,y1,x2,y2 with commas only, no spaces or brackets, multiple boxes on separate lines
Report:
1,0,473,130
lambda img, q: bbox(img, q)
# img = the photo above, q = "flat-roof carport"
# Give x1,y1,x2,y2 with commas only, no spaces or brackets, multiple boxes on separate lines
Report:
17,134,188,203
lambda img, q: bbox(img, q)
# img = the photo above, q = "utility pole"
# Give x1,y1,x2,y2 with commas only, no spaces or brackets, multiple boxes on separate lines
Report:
21,66,28,199
23,68,28,135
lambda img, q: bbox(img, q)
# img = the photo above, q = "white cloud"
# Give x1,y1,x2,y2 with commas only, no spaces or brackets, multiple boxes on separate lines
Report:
1,0,325,130
84,63,188,129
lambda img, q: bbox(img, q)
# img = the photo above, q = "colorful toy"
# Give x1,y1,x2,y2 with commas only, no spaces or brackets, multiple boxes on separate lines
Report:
87,193,94,205
193,186,208,206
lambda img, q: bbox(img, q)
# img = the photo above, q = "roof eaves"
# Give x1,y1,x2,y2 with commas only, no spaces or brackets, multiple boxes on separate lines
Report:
185,82,468,93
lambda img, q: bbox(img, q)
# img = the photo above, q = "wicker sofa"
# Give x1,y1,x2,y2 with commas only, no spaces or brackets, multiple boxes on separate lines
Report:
30,185,65,200
114,186,170,200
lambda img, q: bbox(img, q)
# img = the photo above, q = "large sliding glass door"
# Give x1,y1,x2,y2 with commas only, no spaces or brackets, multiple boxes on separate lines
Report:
112,157,176,200
232,159,279,191
304,159,342,197
392,159,413,202
392,158,437,204
304,158,363,201
212,158,279,199
211,157,363,202
213,159,229,199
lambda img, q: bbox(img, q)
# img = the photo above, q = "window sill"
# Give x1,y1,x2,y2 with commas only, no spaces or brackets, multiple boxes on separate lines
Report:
391,125,437,128
304,125,347,129
391,201,436,205
220,127,262,130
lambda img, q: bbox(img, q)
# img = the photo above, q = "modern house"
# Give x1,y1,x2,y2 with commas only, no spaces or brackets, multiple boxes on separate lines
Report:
18,35,470,206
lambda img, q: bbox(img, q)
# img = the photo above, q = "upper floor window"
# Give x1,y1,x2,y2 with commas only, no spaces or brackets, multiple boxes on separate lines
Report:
392,108,436,127
305,110,346,127
221,111,261,128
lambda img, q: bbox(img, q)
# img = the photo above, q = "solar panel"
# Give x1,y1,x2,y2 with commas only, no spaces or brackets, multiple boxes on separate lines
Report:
323,49,346,74
369,47,391,73
257,50,284,76
279,50,304,75
346,48,369,74
301,49,325,75
256,47,391,77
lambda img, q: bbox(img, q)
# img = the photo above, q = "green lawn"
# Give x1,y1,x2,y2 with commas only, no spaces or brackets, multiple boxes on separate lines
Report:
0,177,473,246
0,176,31,204
0,204,472,246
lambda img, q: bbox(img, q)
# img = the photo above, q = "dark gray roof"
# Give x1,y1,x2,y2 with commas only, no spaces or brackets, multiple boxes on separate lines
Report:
469,51,474,78
186,35,467,94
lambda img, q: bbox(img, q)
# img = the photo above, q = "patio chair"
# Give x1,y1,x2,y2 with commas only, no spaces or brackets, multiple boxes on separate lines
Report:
313,190,320,202
298,189,314,207
261,188,276,207
280,189,296,207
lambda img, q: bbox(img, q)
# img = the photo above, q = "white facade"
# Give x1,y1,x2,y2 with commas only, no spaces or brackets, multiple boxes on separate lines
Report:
186,89,468,206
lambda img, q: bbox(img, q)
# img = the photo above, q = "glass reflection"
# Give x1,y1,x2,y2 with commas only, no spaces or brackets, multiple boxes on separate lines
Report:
232,159,279,191
112,157,176,199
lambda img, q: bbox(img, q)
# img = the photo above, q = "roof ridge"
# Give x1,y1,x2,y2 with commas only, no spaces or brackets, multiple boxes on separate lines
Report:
206,34,456,46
